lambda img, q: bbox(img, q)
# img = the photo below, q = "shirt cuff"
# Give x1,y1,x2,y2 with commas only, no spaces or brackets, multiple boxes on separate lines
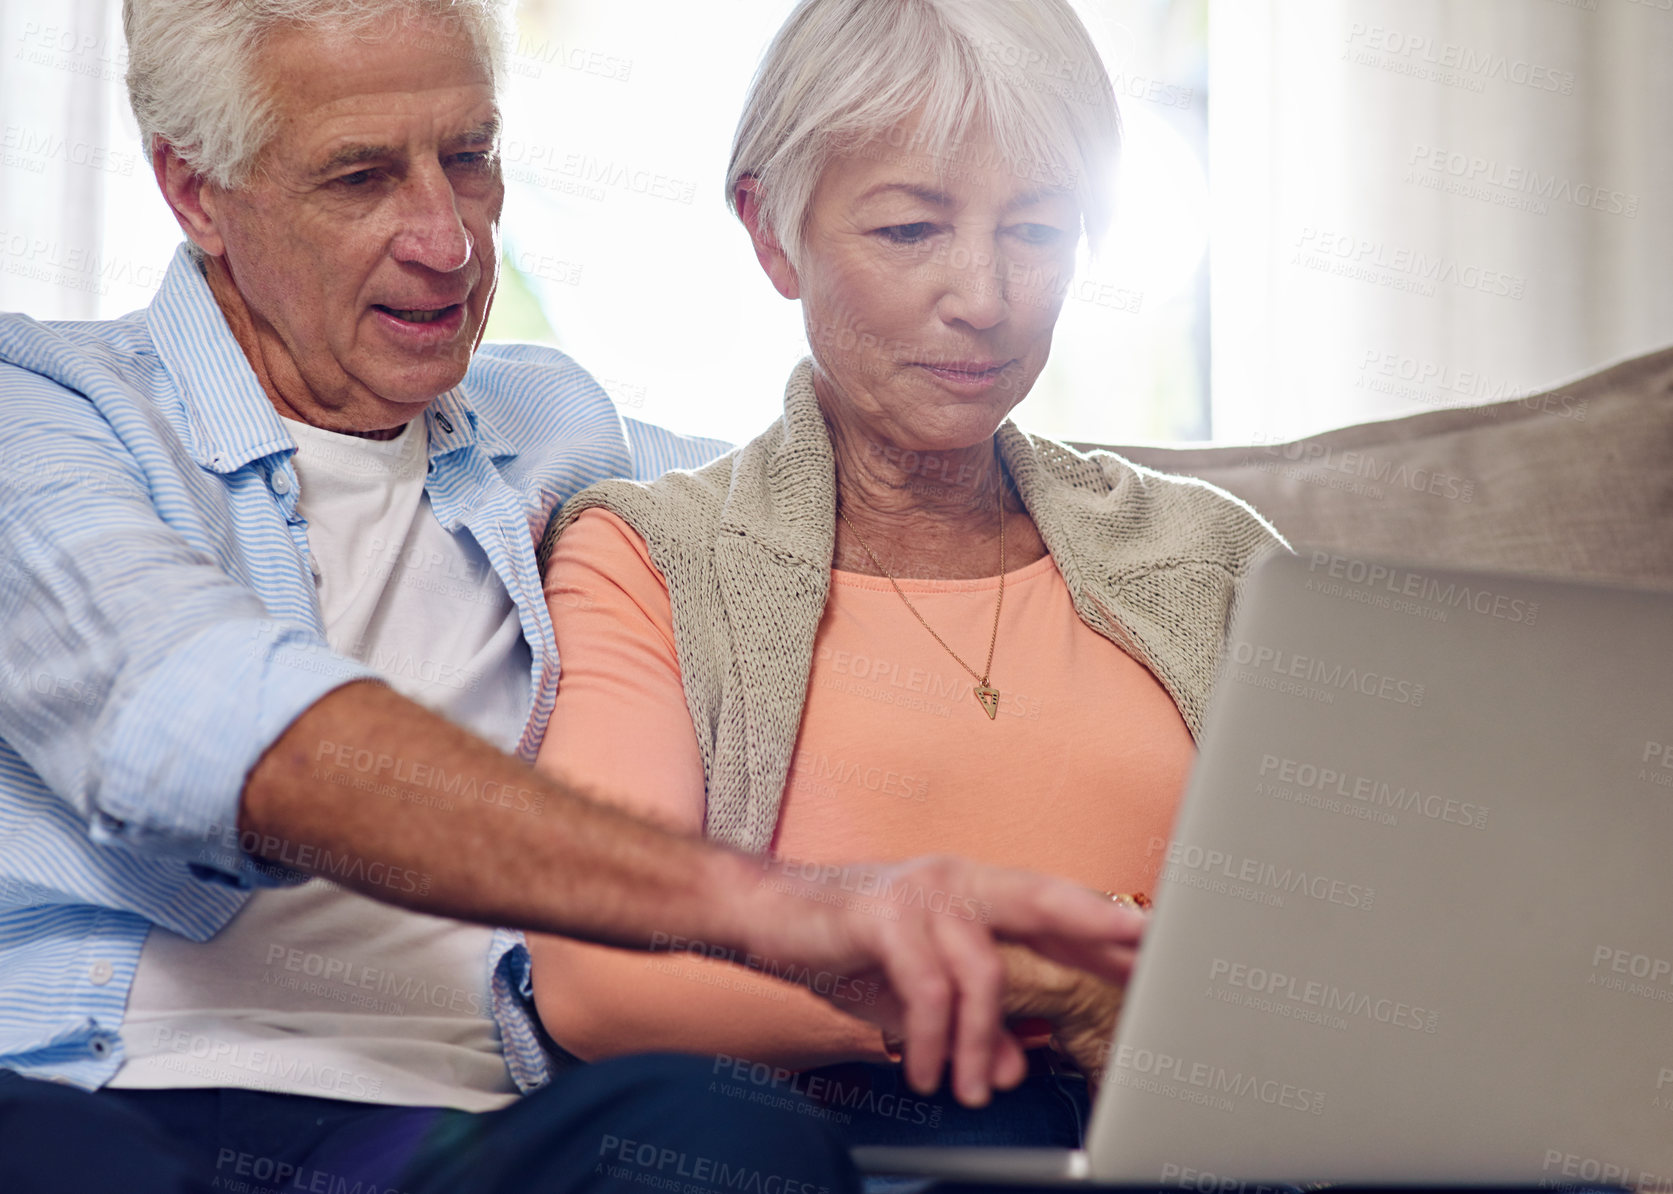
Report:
89,618,382,888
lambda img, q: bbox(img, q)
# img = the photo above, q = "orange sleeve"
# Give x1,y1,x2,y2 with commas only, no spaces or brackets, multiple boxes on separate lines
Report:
530,510,890,1066
536,509,706,828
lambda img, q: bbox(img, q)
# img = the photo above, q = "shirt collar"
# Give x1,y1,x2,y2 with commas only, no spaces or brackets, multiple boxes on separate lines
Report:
146,243,512,472
426,386,516,461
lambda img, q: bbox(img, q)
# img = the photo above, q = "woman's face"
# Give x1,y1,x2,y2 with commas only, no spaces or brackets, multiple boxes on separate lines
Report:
793,121,1081,453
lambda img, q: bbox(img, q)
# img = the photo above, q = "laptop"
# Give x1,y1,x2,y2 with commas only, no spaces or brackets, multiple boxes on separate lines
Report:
856,549,1673,1187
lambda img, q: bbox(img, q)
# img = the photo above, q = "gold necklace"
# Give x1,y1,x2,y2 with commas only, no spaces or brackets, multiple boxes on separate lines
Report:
836,460,1007,721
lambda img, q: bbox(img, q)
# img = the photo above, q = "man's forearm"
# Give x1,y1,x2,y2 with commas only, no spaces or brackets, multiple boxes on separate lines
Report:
241,680,1149,1105
240,679,760,951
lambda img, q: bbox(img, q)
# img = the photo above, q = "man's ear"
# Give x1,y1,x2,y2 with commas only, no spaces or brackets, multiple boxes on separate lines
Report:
735,177,799,301
153,141,229,257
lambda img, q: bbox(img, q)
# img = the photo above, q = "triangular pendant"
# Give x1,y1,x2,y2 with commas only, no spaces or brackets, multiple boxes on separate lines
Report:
973,683,1000,720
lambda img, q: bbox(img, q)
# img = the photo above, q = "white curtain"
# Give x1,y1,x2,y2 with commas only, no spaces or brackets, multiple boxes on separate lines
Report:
1209,0,1673,441
0,0,138,319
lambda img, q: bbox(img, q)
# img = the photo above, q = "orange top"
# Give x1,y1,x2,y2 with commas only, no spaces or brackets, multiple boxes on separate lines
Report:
530,509,1195,1065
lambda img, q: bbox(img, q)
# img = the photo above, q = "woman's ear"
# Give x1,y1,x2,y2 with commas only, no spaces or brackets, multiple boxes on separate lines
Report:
735,177,800,300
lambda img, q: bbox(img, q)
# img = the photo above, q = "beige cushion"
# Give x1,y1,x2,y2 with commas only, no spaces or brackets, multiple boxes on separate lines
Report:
1095,345,1673,587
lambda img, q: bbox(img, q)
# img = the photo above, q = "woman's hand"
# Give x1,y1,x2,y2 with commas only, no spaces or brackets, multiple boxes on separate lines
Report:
733,854,1146,1107
999,943,1128,1087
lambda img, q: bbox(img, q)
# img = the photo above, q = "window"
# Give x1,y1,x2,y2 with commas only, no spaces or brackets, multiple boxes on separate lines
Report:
489,0,1212,445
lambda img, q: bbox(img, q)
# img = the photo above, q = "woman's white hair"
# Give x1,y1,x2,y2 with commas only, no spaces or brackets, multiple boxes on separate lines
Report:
726,0,1121,269
123,0,509,190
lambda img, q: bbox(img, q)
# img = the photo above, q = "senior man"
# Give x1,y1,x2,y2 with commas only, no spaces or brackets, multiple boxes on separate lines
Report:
0,1,1144,1192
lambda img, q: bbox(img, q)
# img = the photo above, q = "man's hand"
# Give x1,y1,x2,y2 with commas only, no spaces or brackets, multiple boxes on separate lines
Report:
731,856,1146,1107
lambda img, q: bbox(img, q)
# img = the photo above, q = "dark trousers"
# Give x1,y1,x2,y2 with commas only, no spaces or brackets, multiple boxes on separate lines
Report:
0,1053,859,1194
800,1053,1090,1150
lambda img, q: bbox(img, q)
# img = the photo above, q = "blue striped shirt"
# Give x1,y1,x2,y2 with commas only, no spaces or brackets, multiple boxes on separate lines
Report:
0,244,728,1094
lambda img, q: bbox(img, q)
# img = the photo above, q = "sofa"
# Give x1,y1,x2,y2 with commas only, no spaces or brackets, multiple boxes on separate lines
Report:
1094,345,1673,589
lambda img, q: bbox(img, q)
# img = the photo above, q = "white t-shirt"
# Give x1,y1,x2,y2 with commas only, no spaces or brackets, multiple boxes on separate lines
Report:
111,415,532,1110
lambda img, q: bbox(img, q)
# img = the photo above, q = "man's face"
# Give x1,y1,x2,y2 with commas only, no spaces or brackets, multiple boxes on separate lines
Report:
197,13,502,428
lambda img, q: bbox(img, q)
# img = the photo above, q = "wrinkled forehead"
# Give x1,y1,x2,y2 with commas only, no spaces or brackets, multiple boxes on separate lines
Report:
254,10,498,112
253,4,492,55
251,13,500,152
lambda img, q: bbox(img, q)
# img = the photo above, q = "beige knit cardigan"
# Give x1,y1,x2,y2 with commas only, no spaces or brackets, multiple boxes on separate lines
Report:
539,361,1285,854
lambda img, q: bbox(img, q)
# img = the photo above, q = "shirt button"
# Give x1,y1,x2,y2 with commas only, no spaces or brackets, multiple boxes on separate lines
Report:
307,552,322,578
88,1034,116,1058
89,960,113,985
271,471,292,495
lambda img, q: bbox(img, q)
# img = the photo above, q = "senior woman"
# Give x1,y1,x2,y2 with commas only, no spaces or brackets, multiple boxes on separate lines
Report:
529,0,1282,1148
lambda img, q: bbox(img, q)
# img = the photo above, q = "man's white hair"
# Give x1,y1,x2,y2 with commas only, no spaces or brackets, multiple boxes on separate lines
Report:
123,0,509,189
726,0,1121,270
